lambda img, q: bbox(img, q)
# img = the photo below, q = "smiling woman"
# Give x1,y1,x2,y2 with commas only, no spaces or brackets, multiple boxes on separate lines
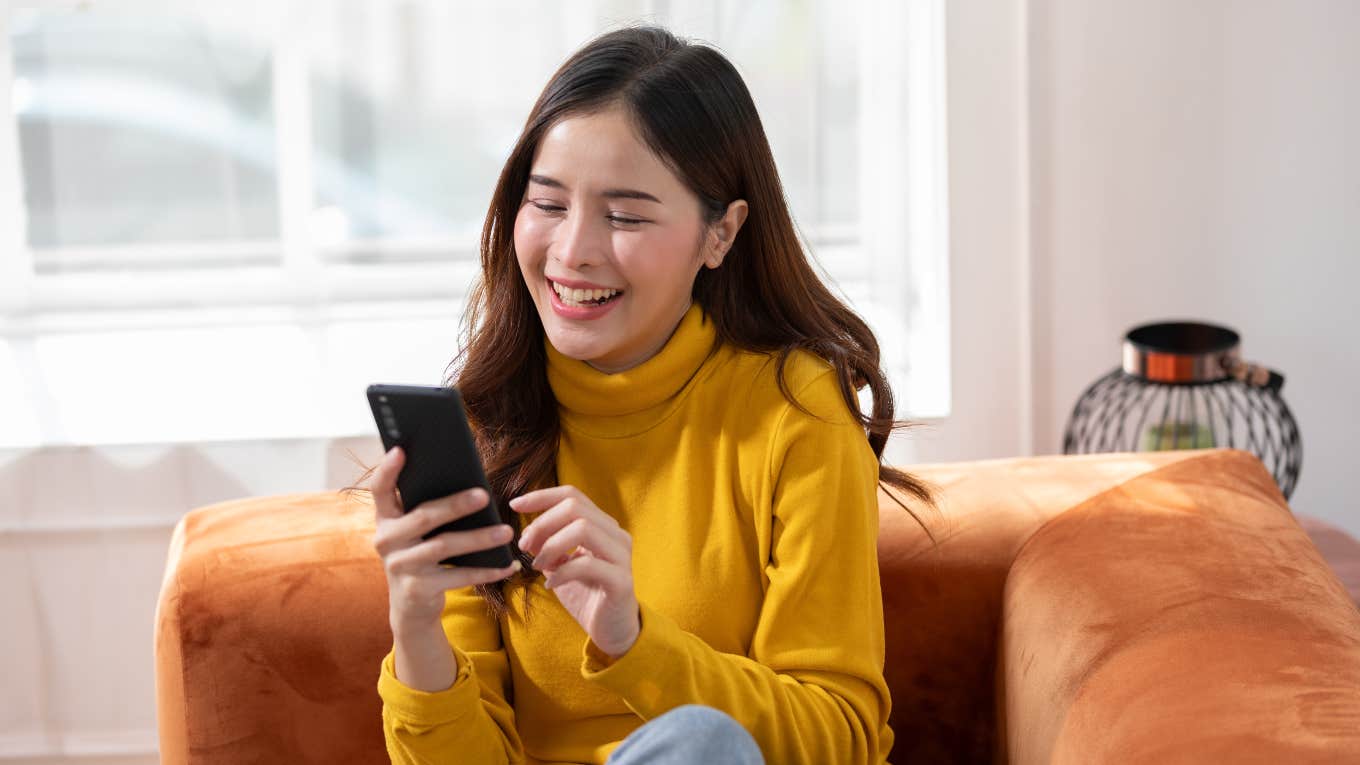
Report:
515,106,748,372
362,23,936,765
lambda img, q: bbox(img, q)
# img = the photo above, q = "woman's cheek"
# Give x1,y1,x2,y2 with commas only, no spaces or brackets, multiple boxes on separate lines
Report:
511,217,538,265
619,231,681,282
514,217,547,264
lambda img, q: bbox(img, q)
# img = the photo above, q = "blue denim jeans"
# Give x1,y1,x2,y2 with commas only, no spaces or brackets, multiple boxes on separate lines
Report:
606,705,764,764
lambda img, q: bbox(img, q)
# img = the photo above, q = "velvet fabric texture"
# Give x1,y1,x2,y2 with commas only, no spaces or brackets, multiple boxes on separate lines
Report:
155,449,1360,763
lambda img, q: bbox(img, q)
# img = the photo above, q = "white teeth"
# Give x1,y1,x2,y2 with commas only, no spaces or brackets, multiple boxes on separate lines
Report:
551,280,621,306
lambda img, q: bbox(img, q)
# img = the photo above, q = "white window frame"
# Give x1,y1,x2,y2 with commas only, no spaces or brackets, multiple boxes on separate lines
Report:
0,0,950,445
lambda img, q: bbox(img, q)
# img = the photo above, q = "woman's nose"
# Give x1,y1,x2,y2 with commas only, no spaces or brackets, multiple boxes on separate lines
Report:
553,209,604,270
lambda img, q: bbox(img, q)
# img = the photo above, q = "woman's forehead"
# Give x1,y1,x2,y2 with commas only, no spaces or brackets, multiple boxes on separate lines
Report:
531,110,683,202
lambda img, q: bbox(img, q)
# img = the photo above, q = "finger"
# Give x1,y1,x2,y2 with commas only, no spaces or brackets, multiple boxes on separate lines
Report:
374,487,491,556
431,560,523,591
385,523,516,573
517,493,625,554
391,559,521,609
542,554,629,595
372,447,406,520
521,497,630,557
506,484,572,514
532,517,629,571
406,488,494,536
509,485,617,525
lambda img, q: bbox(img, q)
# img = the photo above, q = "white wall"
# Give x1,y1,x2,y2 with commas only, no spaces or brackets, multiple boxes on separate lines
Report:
903,0,1357,537
884,0,1034,467
1027,0,1360,535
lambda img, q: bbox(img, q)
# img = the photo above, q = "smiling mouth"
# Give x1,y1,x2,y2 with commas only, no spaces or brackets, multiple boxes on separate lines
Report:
548,278,625,307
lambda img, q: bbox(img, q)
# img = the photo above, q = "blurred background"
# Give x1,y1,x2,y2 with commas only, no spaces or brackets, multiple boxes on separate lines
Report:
2,0,1358,762
0,0,946,448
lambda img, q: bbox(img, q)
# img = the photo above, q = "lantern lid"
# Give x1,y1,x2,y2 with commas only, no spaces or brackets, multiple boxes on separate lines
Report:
1122,321,1241,384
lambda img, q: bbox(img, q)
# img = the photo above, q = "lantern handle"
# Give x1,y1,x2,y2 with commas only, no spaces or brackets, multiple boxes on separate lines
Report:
1225,358,1285,392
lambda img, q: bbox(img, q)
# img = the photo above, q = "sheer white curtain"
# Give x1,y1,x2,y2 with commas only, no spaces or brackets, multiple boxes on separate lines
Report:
0,0,947,450
0,1,947,760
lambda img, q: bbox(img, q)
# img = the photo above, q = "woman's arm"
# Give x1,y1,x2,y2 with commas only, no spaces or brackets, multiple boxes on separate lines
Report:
393,618,460,692
379,586,525,764
579,369,894,763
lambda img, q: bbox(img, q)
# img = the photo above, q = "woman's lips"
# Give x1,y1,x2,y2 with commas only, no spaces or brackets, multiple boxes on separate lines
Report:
546,277,624,320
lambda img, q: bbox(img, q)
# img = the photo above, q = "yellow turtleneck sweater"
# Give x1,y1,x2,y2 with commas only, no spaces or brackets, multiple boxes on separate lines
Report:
377,302,894,764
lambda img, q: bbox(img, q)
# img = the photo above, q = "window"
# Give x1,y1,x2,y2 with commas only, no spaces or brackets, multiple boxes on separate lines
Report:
0,0,948,448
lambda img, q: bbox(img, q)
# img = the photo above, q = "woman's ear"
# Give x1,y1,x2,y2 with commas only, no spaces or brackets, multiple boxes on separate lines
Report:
703,199,749,269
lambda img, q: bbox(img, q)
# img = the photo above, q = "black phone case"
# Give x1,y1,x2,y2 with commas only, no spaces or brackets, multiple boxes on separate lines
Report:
367,383,515,569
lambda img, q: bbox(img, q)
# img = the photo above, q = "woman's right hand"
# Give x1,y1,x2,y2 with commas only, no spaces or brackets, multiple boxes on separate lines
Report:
371,446,522,633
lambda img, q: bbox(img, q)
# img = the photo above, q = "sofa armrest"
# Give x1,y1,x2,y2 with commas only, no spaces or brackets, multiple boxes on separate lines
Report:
999,449,1360,763
154,491,391,765
876,450,1206,763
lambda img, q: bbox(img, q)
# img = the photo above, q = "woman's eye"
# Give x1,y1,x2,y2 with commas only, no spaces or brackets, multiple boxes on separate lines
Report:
530,202,643,226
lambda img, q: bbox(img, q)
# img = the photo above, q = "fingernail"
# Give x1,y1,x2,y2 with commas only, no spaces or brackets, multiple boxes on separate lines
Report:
510,560,522,572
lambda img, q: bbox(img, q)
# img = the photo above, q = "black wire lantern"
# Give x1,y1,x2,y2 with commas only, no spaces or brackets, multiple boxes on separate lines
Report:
1062,321,1302,500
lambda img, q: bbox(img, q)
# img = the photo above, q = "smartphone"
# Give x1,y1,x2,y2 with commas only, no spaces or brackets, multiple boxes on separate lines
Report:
366,383,515,569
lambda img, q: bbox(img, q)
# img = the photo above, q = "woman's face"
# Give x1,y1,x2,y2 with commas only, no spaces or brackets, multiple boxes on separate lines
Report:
514,105,746,374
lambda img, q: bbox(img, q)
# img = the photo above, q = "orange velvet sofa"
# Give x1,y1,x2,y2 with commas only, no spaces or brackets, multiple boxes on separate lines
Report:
154,448,1360,763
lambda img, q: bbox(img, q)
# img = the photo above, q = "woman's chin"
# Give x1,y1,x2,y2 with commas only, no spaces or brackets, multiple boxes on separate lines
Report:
544,324,615,363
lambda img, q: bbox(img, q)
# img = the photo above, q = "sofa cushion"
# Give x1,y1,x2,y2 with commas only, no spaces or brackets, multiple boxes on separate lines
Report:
999,449,1360,763
876,450,1202,762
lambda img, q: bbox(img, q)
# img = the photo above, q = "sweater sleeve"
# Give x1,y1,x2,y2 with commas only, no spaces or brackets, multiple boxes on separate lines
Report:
579,368,894,763
378,584,525,764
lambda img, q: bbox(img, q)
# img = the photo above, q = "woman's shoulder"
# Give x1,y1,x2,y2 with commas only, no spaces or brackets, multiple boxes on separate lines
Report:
722,344,830,390
718,346,855,425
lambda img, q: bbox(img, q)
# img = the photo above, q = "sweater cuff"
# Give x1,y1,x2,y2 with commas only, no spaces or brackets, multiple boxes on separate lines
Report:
580,600,684,713
377,644,481,726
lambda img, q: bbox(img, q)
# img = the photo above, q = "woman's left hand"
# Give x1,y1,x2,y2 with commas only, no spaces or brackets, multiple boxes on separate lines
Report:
510,485,640,658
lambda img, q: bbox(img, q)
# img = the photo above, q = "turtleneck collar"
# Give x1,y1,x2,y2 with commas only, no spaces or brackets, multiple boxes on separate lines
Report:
545,302,722,437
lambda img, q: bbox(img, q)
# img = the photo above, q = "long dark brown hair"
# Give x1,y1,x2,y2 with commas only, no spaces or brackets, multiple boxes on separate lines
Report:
347,25,937,618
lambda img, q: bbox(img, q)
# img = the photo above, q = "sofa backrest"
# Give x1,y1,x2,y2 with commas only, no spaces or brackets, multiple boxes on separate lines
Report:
154,450,1204,763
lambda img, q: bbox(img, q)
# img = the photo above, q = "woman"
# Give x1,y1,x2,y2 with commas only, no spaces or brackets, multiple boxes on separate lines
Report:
365,24,933,765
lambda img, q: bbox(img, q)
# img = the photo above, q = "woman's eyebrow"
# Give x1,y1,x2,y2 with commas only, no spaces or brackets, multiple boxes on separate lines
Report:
528,174,662,204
